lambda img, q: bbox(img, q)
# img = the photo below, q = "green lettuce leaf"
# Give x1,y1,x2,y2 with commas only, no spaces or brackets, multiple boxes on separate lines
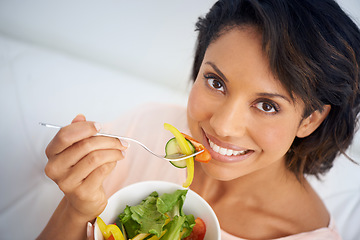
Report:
160,215,186,240
118,206,140,238
117,189,196,239
157,189,187,217
130,192,167,236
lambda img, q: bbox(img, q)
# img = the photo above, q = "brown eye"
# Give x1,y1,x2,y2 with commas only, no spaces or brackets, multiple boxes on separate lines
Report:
207,78,224,92
262,103,273,112
212,79,222,89
255,101,278,113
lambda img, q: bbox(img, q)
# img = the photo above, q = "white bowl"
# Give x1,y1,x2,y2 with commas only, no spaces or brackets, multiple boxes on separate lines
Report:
94,180,220,240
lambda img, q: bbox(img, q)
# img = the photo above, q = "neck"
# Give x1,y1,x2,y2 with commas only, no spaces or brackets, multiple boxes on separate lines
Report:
192,159,306,204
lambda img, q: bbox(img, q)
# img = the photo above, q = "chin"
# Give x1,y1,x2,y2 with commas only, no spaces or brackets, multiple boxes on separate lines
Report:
200,162,244,181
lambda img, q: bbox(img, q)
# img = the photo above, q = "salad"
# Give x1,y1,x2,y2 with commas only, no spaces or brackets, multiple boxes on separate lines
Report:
97,124,211,240
97,189,206,240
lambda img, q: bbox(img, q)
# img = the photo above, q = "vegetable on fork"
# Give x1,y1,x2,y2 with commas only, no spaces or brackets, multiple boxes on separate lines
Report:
164,123,211,188
164,123,194,188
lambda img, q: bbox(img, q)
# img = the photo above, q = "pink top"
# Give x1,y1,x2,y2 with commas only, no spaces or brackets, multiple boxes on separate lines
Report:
221,219,340,240
101,103,342,240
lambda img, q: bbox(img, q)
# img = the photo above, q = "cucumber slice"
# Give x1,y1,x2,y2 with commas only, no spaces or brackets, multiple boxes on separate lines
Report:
165,137,195,168
115,218,127,239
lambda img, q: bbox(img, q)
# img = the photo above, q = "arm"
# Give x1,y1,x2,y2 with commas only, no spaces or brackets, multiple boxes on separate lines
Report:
37,115,127,240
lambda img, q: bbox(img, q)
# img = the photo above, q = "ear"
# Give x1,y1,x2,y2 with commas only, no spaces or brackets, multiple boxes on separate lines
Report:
296,105,331,138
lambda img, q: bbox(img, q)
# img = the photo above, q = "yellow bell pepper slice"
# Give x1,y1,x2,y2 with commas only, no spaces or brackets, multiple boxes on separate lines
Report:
131,233,150,240
164,123,194,188
146,229,167,240
96,217,125,240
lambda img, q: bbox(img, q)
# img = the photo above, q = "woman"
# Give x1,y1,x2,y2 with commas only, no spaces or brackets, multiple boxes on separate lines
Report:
38,0,360,239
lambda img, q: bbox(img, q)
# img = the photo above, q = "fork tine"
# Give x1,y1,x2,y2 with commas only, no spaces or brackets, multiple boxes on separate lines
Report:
165,150,204,161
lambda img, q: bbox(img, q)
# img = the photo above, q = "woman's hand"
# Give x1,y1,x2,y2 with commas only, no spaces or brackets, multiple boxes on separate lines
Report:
38,114,127,240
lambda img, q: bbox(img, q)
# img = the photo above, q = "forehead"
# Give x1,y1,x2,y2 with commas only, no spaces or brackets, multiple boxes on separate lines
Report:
206,26,268,76
207,29,279,87
203,27,304,108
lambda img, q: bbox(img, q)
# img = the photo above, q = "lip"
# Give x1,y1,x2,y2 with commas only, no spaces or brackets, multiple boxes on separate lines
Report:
201,130,254,163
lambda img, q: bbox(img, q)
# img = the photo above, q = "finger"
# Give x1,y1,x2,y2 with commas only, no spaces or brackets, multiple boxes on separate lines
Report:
62,149,125,189
64,161,117,218
46,121,99,157
82,161,117,192
45,136,127,181
72,114,87,123
67,136,128,163
66,161,117,211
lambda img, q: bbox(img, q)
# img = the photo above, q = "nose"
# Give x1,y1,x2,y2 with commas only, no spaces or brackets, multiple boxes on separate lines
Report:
209,98,248,138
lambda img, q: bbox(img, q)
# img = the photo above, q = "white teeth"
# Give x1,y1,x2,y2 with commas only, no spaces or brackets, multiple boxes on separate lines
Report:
234,150,246,155
233,150,240,155
212,144,220,152
226,149,233,156
218,147,226,155
208,139,248,156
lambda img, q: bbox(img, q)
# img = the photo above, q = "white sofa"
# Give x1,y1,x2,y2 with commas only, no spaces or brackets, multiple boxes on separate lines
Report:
0,1,359,239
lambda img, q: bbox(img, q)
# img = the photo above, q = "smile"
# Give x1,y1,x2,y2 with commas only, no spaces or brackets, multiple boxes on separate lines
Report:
208,138,249,156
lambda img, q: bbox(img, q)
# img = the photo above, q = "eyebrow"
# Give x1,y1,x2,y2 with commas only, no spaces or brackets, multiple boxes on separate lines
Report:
256,93,291,103
205,61,291,103
204,61,229,82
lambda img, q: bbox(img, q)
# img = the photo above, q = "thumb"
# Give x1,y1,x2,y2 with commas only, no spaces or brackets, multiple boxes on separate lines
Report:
71,114,86,123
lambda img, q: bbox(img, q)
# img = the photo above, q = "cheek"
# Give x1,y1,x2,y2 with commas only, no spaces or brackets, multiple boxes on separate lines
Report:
187,81,219,139
255,120,297,155
187,81,212,122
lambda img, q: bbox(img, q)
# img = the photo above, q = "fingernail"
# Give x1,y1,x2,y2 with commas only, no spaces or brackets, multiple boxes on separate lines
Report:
120,139,129,148
94,122,102,132
86,222,93,238
122,150,126,158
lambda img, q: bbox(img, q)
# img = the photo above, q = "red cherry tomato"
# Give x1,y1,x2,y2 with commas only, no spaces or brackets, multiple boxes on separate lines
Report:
184,217,206,240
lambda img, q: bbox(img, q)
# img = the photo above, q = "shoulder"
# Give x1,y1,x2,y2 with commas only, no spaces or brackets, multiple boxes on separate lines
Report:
115,102,186,123
128,102,186,116
220,217,342,240
126,102,188,134
276,182,342,240
103,102,187,135
276,217,342,240
135,102,188,126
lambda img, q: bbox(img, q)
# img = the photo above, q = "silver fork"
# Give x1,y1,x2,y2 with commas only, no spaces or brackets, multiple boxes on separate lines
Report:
39,122,203,162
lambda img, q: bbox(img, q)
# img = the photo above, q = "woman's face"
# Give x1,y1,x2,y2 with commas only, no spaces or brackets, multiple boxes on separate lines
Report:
187,27,305,181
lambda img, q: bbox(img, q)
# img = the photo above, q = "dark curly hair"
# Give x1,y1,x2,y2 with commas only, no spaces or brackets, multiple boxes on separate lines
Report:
191,0,360,178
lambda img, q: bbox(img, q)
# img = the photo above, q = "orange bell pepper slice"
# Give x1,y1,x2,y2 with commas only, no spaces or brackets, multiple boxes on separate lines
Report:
181,133,211,163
